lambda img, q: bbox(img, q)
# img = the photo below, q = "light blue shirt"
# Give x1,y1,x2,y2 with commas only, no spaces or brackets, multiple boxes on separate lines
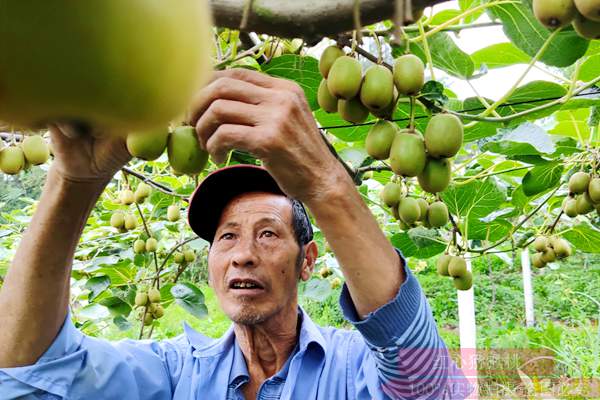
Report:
0,257,473,399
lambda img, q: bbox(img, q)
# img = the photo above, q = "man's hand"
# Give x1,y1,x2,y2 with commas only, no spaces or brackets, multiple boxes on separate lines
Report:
189,69,403,317
189,68,349,204
49,124,131,184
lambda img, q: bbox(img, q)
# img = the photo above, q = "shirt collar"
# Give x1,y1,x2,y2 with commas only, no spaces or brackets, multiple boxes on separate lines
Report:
183,305,328,363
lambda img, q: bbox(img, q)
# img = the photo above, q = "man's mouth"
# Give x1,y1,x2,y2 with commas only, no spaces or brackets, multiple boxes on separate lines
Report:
228,278,265,291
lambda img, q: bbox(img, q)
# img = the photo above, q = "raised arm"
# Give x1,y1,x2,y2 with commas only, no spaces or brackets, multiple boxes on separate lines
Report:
190,68,403,317
0,126,130,367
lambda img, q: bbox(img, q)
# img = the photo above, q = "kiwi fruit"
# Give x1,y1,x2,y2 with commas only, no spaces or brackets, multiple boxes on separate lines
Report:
168,125,209,175
21,135,50,165
389,129,427,177
126,128,169,161
366,120,397,160
572,11,600,38
184,249,196,262
327,56,363,100
119,189,135,205
382,182,403,207
152,304,165,319
533,236,549,252
576,192,595,215
553,238,573,258
574,0,600,21
0,146,25,174
143,313,154,326
436,254,452,276
330,277,342,289
319,45,345,78
360,64,394,111
110,212,125,229
418,158,452,194
398,220,410,231
135,291,148,307
134,239,146,254
453,271,473,291
532,253,547,269
148,287,161,303
338,97,369,124
428,201,449,228
318,79,338,113
167,205,181,222
533,0,576,28
399,197,421,224
448,256,467,278
173,251,185,264
424,114,464,158
563,197,579,217
124,214,138,230
393,54,425,96
568,171,591,194
416,198,429,222
319,266,333,278
392,203,401,221
145,238,158,252
541,247,556,263
588,178,600,203
134,183,151,203
371,87,399,119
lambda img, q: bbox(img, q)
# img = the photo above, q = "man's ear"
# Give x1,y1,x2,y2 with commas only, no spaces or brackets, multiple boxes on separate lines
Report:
300,241,318,282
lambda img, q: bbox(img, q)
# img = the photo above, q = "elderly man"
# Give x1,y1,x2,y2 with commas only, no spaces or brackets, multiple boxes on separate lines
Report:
0,70,471,399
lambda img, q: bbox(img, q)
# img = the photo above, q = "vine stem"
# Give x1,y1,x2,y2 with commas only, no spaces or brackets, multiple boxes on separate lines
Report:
370,30,383,64
469,187,560,254
121,167,189,200
214,42,263,70
409,0,517,43
447,75,600,124
479,28,562,119
365,22,503,36
455,165,531,185
353,0,363,43
417,19,435,81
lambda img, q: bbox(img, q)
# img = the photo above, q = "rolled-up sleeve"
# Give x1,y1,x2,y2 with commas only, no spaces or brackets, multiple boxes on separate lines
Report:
0,311,186,400
340,250,474,400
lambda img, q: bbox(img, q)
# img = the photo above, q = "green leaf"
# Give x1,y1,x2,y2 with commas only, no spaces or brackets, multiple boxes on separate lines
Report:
550,109,591,142
563,223,600,253
171,282,207,319
303,278,332,302
471,42,531,70
79,303,109,320
426,32,475,78
464,121,500,143
390,232,446,259
442,180,506,220
85,275,111,301
459,0,485,23
407,227,444,249
482,123,555,159
429,9,462,26
579,54,600,82
490,2,589,67
262,55,321,111
467,217,512,241
98,296,132,317
522,162,563,196
315,109,374,142
113,315,132,332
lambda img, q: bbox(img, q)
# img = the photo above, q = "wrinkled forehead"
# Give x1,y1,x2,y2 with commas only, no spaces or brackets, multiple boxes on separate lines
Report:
217,191,293,229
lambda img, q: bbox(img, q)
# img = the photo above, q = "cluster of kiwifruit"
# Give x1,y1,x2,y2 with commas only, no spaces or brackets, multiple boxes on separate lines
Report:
134,237,159,254
317,45,425,122
135,287,164,326
436,254,473,291
381,181,450,229
531,235,572,268
108,183,153,232
127,125,208,176
562,171,600,217
367,113,463,195
318,266,343,289
172,246,197,265
533,0,600,40
0,135,50,175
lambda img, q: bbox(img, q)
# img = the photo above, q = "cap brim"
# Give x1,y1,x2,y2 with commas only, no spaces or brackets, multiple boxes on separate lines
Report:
187,164,285,242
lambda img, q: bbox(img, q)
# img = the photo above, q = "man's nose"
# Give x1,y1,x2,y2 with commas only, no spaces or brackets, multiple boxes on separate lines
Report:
231,238,259,268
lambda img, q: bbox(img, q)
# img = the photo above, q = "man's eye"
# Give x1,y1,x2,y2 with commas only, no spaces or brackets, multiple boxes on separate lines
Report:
220,233,234,240
260,230,275,238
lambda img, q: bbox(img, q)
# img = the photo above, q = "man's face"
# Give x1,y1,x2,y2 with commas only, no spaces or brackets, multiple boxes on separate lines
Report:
208,192,309,325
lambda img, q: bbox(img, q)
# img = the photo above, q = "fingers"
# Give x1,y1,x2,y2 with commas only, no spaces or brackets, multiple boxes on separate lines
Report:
195,99,258,150
214,69,303,95
188,76,270,126
205,124,258,164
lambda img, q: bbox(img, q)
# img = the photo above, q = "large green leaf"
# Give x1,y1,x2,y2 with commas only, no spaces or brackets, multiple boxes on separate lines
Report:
425,32,475,78
550,109,591,142
482,123,555,159
85,275,111,301
562,223,600,253
522,162,563,196
390,232,446,259
467,217,512,241
262,55,321,110
98,296,132,317
490,2,589,67
441,180,506,220
579,54,600,82
171,282,208,319
471,42,531,70
303,278,333,302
